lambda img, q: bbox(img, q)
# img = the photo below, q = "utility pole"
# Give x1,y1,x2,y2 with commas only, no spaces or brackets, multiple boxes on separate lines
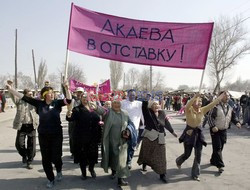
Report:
149,65,152,91
15,29,18,89
32,49,37,87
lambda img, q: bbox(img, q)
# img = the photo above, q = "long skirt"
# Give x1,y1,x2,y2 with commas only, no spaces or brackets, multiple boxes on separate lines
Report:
137,137,166,174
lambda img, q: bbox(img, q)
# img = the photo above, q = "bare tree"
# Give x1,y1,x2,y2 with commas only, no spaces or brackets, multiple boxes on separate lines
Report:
137,68,150,91
0,74,12,89
48,73,61,90
177,84,189,91
66,62,86,83
225,77,250,92
208,16,250,93
37,59,47,89
152,71,165,91
17,72,34,90
125,67,139,89
109,61,123,90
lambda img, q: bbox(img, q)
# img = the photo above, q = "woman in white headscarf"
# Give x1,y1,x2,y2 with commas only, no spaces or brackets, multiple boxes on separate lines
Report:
137,98,177,183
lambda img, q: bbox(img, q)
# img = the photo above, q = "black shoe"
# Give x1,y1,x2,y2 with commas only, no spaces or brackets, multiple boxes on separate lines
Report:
81,174,87,180
89,170,96,178
22,157,27,164
142,164,147,171
218,167,224,173
26,163,33,170
118,178,129,186
81,167,87,180
110,169,116,179
160,174,168,183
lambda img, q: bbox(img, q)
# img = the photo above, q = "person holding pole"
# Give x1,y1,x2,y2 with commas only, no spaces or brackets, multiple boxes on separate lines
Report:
176,92,226,181
66,92,102,180
6,81,72,189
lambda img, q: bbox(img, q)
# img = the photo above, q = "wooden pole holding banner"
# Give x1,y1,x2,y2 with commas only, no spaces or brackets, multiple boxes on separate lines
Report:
198,69,206,93
15,29,18,89
150,65,152,91
64,3,74,82
64,49,70,81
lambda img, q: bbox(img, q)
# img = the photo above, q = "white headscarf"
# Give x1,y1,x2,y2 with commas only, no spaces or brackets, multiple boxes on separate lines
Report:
148,99,159,109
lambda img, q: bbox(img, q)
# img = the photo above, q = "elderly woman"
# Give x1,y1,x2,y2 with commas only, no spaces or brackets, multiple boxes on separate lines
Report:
90,97,136,187
176,92,225,181
137,99,177,183
6,82,71,189
66,92,102,180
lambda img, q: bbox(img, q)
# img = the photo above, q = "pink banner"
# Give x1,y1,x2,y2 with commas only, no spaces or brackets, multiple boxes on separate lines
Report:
67,4,213,69
69,79,111,94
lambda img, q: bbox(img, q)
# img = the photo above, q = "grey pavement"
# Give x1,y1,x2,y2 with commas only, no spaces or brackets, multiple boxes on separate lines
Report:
0,108,250,190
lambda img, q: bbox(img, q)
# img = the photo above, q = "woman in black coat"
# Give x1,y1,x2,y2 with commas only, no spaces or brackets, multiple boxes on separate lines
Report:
66,93,102,180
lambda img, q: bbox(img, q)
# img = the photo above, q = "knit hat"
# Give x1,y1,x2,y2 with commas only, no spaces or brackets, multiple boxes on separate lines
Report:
75,87,84,92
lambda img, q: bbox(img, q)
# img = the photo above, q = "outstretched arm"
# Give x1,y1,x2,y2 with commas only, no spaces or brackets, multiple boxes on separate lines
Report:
6,83,40,107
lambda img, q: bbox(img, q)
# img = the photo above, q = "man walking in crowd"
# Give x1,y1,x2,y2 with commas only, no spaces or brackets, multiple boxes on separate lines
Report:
7,81,38,169
208,91,241,173
121,89,142,169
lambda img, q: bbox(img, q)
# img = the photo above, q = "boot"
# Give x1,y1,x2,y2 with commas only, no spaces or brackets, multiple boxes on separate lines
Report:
80,165,87,180
89,164,96,178
142,164,147,171
110,169,116,179
160,174,168,183
118,178,129,186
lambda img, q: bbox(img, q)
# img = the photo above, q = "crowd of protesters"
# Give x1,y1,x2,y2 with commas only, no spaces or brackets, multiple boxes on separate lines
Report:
2,80,248,188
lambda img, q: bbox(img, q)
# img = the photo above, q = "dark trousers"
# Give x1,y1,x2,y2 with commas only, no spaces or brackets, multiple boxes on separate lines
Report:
1,102,5,112
210,130,227,168
39,133,63,182
68,122,75,155
137,128,144,145
15,124,36,163
127,144,134,165
176,140,203,177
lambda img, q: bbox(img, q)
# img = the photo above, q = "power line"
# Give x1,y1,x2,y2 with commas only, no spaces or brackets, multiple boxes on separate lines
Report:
227,0,250,14
213,16,250,37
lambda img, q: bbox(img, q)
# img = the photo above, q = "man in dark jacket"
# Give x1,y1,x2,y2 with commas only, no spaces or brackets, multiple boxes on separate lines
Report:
208,91,241,173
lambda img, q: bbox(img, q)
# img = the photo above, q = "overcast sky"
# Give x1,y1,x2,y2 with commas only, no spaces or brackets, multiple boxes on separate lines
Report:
1,0,250,89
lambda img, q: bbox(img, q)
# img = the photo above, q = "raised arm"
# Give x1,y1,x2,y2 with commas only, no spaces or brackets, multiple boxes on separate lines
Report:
6,84,41,107
6,84,24,99
202,92,225,114
185,94,199,111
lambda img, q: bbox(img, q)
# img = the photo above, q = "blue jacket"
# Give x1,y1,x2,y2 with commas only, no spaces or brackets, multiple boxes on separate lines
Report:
127,119,138,149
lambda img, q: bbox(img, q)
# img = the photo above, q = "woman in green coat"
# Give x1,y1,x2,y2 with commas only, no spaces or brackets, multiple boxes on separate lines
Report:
91,98,132,187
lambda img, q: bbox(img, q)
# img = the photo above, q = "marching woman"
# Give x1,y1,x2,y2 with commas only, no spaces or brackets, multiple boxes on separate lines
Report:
66,92,102,180
176,92,225,181
137,98,178,183
6,81,71,188
90,97,137,187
